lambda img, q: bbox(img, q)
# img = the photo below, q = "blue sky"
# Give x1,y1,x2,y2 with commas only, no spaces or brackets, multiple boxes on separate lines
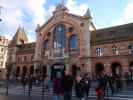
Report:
0,0,133,42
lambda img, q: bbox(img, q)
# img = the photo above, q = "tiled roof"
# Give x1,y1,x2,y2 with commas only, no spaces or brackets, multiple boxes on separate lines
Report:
91,23,133,44
10,27,28,46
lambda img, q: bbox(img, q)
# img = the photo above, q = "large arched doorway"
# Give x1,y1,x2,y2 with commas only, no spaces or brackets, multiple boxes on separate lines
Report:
51,63,65,80
95,63,104,75
111,62,121,76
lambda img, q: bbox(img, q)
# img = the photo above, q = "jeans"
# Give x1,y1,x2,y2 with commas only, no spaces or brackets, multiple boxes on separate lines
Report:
54,94,60,100
64,91,72,100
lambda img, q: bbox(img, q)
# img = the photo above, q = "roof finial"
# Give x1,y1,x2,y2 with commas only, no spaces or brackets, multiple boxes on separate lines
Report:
61,0,65,6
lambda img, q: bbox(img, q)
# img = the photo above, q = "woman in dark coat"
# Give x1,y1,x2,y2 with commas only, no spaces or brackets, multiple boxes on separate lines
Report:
75,76,85,100
53,72,62,100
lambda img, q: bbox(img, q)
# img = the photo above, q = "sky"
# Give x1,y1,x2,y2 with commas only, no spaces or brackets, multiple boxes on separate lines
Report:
0,0,133,42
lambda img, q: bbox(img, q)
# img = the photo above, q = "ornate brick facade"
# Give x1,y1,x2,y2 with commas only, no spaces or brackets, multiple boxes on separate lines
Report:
7,4,133,79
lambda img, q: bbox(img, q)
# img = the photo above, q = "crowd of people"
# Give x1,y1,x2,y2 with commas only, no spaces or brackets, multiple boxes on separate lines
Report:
20,69,133,100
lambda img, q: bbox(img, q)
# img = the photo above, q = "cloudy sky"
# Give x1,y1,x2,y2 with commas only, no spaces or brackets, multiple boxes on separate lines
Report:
0,0,133,42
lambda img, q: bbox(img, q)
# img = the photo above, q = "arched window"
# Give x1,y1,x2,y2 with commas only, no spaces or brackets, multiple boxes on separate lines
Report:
44,40,49,50
53,24,66,49
69,35,78,50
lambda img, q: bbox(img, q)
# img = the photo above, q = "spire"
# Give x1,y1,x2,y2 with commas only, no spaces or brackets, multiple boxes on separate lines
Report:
84,8,92,18
10,27,28,46
53,0,68,15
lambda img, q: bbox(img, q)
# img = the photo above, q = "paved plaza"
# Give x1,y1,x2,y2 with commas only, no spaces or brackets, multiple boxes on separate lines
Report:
0,82,132,100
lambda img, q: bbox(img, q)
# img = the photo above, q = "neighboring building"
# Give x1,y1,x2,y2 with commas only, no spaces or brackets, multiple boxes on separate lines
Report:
91,23,133,76
7,4,133,79
7,27,35,79
0,36,9,79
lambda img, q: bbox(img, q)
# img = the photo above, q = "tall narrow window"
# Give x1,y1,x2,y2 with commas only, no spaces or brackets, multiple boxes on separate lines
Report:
44,40,49,50
112,46,119,55
69,35,78,50
96,48,103,56
53,24,66,49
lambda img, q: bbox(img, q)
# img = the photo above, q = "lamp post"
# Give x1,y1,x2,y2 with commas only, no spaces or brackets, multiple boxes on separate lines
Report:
64,52,70,71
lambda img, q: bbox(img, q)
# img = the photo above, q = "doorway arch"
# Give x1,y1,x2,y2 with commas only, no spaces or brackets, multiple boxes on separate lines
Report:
51,63,65,80
95,63,104,74
111,62,121,76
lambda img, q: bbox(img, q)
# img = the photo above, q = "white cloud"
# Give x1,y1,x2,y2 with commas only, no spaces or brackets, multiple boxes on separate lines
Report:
66,0,88,16
0,0,89,42
114,0,133,26
0,0,47,42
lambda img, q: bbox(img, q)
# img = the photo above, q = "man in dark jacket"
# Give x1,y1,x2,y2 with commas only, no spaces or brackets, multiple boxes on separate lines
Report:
83,74,91,100
75,76,85,100
61,70,73,100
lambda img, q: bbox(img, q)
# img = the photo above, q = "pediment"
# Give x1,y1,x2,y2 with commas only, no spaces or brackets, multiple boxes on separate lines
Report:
38,12,87,35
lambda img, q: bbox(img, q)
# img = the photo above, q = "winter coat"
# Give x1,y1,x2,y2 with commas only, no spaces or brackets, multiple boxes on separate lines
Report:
53,78,62,94
61,75,73,92
75,79,85,98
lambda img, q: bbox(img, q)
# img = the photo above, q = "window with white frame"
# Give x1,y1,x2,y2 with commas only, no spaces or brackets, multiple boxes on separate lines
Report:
96,48,103,56
112,46,119,55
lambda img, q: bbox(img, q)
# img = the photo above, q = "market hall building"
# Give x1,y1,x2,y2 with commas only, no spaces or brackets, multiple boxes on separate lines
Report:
7,4,133,79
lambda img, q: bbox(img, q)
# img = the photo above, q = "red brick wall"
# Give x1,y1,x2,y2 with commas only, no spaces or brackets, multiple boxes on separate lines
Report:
91,40,133,75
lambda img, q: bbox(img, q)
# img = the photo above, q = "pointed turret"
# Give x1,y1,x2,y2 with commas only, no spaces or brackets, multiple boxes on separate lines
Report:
53,3,68,16
10,27,28,46
84,8,92,18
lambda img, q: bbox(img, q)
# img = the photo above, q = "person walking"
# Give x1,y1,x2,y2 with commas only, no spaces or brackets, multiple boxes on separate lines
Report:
53,72,62,100
75,75,85,100
61,70,73,100
96,74,105,99
83,73,91,100
21,75,27,91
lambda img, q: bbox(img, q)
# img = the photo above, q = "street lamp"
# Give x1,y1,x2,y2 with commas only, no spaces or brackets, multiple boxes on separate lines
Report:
64,52,70,70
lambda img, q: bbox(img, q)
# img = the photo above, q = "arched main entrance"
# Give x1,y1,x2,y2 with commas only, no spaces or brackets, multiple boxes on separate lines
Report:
111,62,121,76
51,63,65,80
95,63,104,75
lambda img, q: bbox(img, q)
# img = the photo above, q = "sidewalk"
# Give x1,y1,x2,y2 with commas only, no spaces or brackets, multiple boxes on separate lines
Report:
0,95,46,100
